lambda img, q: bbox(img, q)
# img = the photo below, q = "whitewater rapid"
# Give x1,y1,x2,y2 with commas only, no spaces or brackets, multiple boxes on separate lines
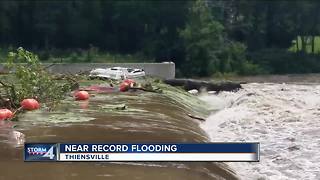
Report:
200,83,320,180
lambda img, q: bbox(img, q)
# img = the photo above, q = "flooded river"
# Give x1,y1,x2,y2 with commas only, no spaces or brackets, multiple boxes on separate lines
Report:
201,74,320,180
2,74,319,180
0,83,236,180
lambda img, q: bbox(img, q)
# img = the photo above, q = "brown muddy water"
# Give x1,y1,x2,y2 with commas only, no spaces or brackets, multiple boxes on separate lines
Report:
0,84,237,180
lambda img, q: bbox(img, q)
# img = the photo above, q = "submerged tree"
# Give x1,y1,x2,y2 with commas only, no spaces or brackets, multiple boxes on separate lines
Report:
0,48,77,110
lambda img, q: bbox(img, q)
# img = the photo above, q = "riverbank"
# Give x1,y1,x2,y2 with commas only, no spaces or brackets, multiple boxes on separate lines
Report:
210,73,320,84
199,77,320,179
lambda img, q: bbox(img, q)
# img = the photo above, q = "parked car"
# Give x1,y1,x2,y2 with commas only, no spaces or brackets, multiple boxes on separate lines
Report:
108,67,130,80
127,68,145,78
89,68,113,79
89,67,145,80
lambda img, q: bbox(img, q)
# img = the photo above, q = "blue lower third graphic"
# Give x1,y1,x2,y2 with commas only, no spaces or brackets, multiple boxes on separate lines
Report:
24,143,57,161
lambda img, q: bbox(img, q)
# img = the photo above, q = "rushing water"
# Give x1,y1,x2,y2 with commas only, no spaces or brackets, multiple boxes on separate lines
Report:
200,74,320,180
3,74,319,180
0,84,237,180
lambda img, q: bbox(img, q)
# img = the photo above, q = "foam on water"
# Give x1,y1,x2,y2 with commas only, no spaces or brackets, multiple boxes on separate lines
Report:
200,83,320,180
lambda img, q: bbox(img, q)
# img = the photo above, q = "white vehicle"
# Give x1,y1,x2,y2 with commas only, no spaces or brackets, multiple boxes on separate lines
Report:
89,67,145,80
89,68,108,76
89,68,112,79
89,67,127,80
107,67,129,80
127,68,146,78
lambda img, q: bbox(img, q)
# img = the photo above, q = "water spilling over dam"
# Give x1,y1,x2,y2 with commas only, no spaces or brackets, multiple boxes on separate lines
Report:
200,77,320,180
0,83,237,180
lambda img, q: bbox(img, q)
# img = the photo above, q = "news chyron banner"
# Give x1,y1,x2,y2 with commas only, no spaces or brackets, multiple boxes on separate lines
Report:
25,143,260,162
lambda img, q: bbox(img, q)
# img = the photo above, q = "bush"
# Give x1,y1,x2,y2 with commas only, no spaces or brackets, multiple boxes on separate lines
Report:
249,48,320,74
213,41,265,75
239,60,266,75
69,52,80,63
38,51,51,61
1,47,74,108
85,45,99,62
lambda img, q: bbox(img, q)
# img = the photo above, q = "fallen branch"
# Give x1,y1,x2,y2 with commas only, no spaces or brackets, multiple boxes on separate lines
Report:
0,80,18,108
12,106,23,116
0,80,10,88
164,79,242,92
43,63,55,70
129,87,162,93
187,113,206,121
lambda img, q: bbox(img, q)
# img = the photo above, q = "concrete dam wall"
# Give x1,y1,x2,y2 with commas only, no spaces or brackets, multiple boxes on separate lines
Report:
0,62,175,79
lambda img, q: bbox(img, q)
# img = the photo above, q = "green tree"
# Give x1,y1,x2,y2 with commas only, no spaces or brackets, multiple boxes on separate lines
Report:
180,0,224,76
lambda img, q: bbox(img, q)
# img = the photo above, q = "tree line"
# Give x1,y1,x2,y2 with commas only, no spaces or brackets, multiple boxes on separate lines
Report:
0,0,320,77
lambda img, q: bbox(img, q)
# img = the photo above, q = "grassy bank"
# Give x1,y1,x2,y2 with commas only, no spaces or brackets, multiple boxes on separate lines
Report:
0,48,152,63
289,36,320,54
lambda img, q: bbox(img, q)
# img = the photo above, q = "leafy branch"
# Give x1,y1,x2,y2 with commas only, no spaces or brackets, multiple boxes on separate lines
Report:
1,47,76,110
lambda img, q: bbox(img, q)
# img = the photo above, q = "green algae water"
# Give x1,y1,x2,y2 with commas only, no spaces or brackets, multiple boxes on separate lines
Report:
0,82,237,180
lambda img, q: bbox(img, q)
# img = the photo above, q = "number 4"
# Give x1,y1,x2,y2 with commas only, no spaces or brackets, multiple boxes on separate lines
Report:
43,146,55,160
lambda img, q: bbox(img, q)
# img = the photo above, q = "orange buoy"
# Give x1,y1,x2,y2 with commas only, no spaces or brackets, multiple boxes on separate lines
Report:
75,91,90,100
119,82,130,92
21,99,40,111
0,109,13,120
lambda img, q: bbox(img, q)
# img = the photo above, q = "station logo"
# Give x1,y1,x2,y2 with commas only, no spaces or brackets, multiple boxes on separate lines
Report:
24,143,57,161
